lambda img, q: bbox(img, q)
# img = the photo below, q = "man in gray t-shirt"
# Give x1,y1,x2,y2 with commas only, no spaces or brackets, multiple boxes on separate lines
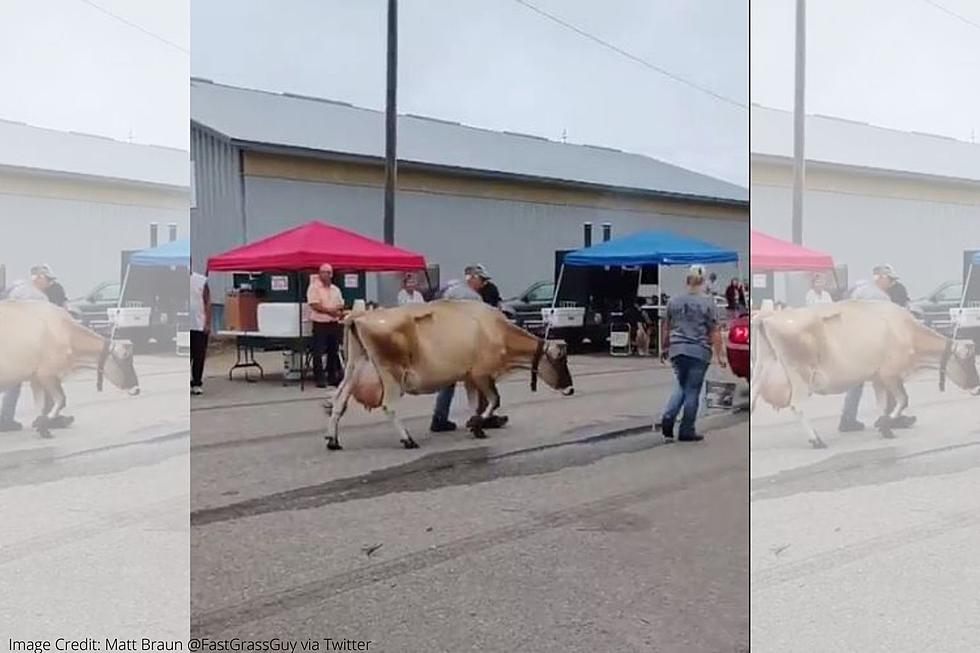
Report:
431,272,485,432
659,265,727,442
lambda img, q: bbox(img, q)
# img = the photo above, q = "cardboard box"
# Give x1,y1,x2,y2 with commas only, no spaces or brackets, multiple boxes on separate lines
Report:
225,290,259,332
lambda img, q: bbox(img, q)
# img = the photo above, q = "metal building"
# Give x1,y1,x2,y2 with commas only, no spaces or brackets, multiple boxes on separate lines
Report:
0,120,190,297
752,105,980,299
190,78,749,302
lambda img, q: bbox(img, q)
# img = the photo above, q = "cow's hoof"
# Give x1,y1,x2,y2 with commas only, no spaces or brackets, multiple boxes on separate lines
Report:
892,415,916,429
874,416,893,429
402,437,420,449
465,415,483,429
483,415,509,429
31,416,46,429
325,438,343,451
49,415,74,429
38,429,54,440
471,427,488,439
880,427,897,440
810,438,827,449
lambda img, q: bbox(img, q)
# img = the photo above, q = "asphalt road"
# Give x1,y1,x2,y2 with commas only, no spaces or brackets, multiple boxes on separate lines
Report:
0,355,190,642
191,354,749,652
751,370,980,652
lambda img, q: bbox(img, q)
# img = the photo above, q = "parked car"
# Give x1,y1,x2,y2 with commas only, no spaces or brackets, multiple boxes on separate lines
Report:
726,314,750,380
66,280,120,333
910,280,963,333
501,280,555,329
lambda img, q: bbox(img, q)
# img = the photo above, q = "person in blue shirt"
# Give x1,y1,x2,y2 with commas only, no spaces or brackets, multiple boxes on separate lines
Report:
659,265,727,442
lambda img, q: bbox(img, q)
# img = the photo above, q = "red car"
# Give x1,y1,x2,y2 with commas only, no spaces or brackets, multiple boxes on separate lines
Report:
726,315,750,380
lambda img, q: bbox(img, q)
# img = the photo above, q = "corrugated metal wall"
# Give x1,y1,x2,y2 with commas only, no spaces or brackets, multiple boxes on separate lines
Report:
190,126,245,297
236,176,748,299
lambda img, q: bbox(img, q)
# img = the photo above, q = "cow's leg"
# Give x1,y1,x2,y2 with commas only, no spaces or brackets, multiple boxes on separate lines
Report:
45,379,73,429
324,379,355,451
464,381,488,439
790,404,825,449
383,402,417,449
479,379,508,429
29,379,53,439
871,380,896,439
890,379,916,429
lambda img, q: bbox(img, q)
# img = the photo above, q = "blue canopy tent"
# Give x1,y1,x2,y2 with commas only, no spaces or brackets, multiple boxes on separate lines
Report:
112,238,190,344
952,250,980,339
549,230,741,354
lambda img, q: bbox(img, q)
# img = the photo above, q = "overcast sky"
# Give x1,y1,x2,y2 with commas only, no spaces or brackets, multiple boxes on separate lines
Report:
191,0,749,186
0,0,189,150
752,0,980,144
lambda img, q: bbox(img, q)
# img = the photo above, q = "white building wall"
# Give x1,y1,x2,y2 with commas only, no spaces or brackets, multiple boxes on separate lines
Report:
0,173,188,298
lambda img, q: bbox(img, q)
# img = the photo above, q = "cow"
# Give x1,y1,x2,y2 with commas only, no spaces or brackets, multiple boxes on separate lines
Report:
324,300,575,450
0,300,141,438
751,300,979,448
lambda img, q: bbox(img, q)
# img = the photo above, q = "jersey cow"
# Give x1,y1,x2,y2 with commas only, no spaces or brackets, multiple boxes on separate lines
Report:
325,300,575,450
0,300,140,438
752,300,979,448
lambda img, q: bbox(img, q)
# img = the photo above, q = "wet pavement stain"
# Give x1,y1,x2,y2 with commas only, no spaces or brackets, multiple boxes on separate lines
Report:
191,424,668,527
752,439,980,501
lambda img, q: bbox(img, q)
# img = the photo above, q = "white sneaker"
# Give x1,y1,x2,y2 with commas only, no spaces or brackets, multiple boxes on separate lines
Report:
191,386,203,396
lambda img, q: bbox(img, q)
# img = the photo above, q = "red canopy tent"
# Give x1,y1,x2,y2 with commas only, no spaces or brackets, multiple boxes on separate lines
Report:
750,230,835,272
207,221,426,272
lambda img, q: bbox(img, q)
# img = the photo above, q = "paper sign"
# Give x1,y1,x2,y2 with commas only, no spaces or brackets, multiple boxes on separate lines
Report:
752,274,767,289
344,274,359,289
270,275,289,291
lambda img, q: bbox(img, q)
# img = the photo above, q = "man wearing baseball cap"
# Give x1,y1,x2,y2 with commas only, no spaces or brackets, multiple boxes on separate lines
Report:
464,264,502,308
873,264,910,308
659,264,726,442
1,265,61,432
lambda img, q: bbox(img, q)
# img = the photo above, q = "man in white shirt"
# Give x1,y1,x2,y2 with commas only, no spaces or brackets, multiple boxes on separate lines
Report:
307,263,346,388
189,264,212,396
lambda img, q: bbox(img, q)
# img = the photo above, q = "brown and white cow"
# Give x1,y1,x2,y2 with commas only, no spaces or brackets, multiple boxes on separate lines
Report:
752,300,979,448
325,300,575,450
0,300,140,438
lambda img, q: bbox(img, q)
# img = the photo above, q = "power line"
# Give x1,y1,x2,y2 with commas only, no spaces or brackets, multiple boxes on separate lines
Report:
77,0,189,55
513,0,746,110
919,0,980,33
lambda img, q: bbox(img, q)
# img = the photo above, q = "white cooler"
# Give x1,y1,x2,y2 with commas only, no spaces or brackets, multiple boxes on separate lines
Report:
107,306,152,328
541,307,585,329
257,302,312,337
950,307,980,329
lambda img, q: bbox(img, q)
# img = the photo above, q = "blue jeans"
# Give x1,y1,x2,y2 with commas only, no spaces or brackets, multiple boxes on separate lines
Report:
1,383,22,423
841,384,864,423
662,355,710,436
433,385,455,422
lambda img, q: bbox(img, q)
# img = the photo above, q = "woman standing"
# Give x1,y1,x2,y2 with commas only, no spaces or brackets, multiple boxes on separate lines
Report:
397,273,425,306
805,273,834,305
659,265,727,442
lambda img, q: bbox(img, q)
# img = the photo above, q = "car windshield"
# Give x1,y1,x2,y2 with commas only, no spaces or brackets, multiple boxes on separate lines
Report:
93,283,121,302
527,283,555,302
937,283,963,302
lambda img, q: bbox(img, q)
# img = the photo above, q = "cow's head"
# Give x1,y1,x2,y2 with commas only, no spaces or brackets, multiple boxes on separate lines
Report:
98,339,140,395
531,340,574,396
941,339,979,394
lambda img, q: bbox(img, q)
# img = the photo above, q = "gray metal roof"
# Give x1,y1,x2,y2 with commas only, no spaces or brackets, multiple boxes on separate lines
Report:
752,105,980,183
191,78,747,205
0,119,190,190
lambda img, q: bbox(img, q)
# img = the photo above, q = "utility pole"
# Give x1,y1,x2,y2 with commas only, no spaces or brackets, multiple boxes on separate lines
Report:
383,0,398,245
791,0,806,244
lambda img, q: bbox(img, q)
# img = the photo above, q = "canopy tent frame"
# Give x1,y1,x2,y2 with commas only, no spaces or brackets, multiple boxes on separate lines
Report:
749,230,838,304
545,230,741,358
951,252,980,342
110,238,190,347
206,221,428,390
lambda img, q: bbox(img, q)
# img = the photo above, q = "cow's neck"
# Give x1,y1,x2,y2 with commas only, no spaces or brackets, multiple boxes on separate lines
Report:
69,321,110,359
503,324,543,368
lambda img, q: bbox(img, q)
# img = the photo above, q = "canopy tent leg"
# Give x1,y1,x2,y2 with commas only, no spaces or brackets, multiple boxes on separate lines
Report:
544,263,566,342
952,264,974,342
109,264,132,344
